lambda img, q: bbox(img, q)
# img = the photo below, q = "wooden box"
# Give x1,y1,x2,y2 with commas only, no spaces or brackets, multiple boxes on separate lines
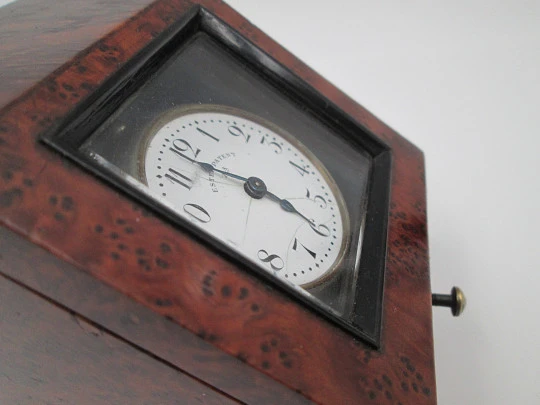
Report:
0,1,435,403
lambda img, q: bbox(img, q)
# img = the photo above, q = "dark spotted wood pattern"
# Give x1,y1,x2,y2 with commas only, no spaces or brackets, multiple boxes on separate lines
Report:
0,0,436,404
0,225,312,405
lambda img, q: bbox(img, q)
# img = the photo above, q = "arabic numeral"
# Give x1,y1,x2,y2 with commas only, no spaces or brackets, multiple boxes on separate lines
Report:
228,125,251,143
292,238,317,259
183,203,211,223
172,139,201,159
309,222,330,237
290,160,309,176
196,127,219,142
257,249,284,270
165,168,193,190
305,188,327,208
260,136,282,154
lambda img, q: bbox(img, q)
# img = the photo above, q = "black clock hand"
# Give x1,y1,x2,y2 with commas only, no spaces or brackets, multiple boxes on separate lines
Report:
172,150,249,182
265,190,311,222
174,151,328,234
264,188,330,236
196,162,248,182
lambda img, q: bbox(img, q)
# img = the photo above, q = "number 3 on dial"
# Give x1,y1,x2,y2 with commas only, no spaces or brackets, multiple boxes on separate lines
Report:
142,105,348,288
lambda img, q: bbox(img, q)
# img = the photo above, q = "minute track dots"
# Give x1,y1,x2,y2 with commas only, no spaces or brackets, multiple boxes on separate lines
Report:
143,106,347,288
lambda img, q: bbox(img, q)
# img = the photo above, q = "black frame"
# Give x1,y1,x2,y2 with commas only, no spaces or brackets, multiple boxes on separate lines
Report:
41,6,391,347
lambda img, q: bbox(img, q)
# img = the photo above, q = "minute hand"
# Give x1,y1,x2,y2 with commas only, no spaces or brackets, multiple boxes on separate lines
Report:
264,191,330,237
264,191,310,221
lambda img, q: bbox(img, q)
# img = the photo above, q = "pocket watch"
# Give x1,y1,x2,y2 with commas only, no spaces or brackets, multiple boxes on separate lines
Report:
140,104,349,288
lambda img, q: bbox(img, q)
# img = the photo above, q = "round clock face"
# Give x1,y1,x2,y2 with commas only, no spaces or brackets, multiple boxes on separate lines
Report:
141,105,348,287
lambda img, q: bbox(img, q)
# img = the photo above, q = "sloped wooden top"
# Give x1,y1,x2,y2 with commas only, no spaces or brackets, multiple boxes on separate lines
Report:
0,1,436,403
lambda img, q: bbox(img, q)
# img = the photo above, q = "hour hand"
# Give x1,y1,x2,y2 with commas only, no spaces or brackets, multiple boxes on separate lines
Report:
169,147,249,182
200,163,249,182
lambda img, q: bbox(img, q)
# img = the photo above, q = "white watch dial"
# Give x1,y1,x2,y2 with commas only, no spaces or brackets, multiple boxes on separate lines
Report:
142,105,348,287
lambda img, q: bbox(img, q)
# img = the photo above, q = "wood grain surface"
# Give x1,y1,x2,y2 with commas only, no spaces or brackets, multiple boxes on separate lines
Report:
0,0,436,403
0,274,240,405
0,225,313,405
0,0,155,110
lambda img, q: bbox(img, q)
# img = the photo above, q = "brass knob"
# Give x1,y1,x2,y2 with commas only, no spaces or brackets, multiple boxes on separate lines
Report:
432,287,466,316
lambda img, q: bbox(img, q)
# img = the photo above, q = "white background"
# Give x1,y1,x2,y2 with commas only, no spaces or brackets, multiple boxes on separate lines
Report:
225,1,540,404
1,0,538,403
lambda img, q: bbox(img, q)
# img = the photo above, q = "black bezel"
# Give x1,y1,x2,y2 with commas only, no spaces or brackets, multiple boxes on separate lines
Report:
41,6,391,347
